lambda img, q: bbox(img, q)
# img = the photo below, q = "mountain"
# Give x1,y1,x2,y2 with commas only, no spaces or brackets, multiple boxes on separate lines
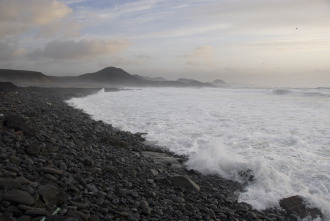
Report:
0,69,52,86
79,67,144,86
0,67,228,88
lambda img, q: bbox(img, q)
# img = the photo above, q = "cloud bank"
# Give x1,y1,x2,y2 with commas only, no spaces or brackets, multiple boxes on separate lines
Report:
29,39,131,60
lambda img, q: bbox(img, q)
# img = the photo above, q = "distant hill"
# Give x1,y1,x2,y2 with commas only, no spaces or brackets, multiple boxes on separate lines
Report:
177,78,214,87
134,75,167,82
0,69,52,86
79,67,145,86
0,67,228,88
212,79,228,87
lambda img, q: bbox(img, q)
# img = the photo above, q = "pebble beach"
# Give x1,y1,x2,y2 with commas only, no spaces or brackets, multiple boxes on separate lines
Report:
0,83,316,221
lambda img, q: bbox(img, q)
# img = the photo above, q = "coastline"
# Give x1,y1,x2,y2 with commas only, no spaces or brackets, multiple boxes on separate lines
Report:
0,85,298,220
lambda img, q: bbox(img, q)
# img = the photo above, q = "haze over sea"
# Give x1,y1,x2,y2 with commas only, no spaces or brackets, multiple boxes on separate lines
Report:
67,87,330,220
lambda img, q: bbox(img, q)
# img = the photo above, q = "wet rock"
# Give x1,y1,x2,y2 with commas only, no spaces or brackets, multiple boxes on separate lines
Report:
39,184,65,206
26,143,40,155
44,214,66,221
25,208,49,216
279,195,323,219
208,209,216,219
150,169,158,176
37,167,63,175
3,189,35,205
239,169,255,183
171,175,200,192
125,181,133,188
46,142,60,152
147,179,154,184
0,177,21,190
9,154,21,164
142,207,152,215
3,115,34,136
89,215,100,221
16,215,31,221
103,166,118,175
69,201,89,209
101,136,127,147
185,203,195,211
141,151,182,168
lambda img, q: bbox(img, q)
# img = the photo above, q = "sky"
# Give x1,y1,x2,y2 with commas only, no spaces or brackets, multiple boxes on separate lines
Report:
0,0,330,87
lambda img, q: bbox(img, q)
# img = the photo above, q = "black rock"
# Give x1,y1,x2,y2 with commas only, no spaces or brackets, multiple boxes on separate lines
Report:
3,115,35,136
38,183,66,206
279,195,323,219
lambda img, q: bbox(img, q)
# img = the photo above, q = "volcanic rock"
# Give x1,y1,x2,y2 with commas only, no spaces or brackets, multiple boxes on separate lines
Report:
39,184,65,206
0,178,21,190
279,195,323,219
3,115,34,136
171,175,200,192
2,189,35,205
37,167,63,175
26,143,40,155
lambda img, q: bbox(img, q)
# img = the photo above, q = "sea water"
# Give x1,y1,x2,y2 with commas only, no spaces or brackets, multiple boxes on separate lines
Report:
67,87,330,220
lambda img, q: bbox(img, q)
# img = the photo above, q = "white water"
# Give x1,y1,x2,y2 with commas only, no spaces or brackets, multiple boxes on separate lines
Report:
67,87,330,220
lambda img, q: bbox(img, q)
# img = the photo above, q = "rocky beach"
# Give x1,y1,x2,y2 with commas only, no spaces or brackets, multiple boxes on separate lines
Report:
0,83,322,221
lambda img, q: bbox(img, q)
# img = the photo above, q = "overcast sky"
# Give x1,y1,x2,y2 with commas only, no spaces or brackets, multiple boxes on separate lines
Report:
1,0,330,87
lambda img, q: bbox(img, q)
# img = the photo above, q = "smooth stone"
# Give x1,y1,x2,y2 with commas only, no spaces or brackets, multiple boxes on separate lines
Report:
26,144,40,155
103,166,118,175
89,215,100,221
70,201,89,209
147,179,154,184
9,154,21,164
142,207,152,215
46,143,59,152
0,177,21,190
37,167,63,175
95,198,104,205
16,215,31,221
18,204,35,211
3,189,34,205
141,151,182,168
25,208,48,216
208,209,216,219
125,182,133,188
39,184,65,206
3,115,35,136
150,169,158,176
171,175,200,192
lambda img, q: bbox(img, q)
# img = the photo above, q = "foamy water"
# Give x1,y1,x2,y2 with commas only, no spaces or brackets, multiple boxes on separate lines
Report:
67,87,330,220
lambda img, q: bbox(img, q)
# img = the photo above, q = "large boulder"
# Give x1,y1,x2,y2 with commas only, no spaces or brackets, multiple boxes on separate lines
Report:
279,195,323,219
39,183,66,206
3,115,35,136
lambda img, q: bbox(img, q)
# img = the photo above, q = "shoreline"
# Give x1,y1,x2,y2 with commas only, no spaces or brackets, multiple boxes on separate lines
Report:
0,85,304,220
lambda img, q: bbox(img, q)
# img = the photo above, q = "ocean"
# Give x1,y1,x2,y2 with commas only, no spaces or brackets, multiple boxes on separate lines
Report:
67,87,330,219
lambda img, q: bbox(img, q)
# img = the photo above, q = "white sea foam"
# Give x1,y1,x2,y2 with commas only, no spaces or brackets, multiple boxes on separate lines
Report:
67,87,330,220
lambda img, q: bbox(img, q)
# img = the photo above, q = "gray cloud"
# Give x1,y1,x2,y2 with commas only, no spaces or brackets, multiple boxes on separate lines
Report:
0,42,26,61
29,39,131,60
